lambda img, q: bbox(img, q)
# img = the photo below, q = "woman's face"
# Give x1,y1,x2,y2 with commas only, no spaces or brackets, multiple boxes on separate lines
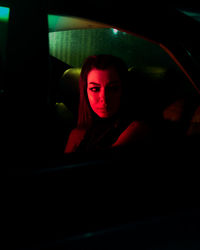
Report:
87,67,122,118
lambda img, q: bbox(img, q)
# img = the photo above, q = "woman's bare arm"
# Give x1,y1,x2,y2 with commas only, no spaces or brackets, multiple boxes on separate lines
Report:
64,128,86,153
112,121,151,147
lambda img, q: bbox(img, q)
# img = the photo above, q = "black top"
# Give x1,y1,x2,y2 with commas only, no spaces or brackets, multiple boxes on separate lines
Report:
76,114,134,152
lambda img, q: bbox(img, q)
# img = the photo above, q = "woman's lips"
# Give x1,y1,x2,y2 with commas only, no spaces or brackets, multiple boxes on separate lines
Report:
97,107,108,112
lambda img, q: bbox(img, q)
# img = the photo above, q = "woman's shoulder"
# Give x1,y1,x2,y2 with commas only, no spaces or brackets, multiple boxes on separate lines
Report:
122,120,150,136
69,128,86,137
113,120,151,147
64,128,87,153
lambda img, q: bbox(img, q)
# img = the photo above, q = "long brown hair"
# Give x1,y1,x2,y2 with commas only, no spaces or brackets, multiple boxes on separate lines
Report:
77,54,128,129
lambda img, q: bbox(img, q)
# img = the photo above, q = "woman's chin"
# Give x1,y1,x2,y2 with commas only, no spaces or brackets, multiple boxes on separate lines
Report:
95,110,118,119
97,113,110,118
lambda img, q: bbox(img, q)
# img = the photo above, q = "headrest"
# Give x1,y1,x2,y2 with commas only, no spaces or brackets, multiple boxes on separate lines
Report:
60,67,81,94
59,68,81,114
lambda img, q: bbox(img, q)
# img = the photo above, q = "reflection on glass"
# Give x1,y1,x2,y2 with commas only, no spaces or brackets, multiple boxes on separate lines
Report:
0,6,10,22
0,6,10,65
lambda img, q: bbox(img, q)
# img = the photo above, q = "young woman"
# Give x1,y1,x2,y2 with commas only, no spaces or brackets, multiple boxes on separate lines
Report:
64,54,150,153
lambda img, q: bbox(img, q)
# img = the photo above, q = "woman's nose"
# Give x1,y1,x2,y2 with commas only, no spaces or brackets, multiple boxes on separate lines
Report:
100,90,107,104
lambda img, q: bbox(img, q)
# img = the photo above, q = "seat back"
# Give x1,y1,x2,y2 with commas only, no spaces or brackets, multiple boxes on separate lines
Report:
59,67,81,116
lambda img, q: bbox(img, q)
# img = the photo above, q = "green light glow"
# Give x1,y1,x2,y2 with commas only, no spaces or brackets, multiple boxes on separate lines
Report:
0,6,10,22
48,14,60,32
112,28,118,35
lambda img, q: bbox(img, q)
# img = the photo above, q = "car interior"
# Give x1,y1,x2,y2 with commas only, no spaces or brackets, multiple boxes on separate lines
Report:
47,14,200,158
2,2,200,249
1,5,199,163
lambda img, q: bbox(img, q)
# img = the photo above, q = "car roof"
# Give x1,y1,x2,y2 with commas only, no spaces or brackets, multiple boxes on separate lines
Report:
2,0,199,43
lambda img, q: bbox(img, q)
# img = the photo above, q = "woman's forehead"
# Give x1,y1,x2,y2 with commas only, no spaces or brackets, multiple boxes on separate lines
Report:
87,67,121,85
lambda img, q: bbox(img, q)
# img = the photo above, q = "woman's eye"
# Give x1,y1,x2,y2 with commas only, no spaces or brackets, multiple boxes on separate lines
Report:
89,87,100,92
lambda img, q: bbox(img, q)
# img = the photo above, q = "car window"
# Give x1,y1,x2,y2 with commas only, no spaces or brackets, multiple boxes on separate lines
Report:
47,14,197,157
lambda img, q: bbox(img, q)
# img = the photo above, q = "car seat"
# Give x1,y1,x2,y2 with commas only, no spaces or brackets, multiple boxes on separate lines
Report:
50,67,81,154
59,67,81,118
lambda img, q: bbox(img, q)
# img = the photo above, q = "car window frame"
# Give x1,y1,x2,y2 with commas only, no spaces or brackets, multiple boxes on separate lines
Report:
4,2,200,173
45,9,200,168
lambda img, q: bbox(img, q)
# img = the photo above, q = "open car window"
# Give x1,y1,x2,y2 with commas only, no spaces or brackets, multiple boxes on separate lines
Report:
47,13,199,158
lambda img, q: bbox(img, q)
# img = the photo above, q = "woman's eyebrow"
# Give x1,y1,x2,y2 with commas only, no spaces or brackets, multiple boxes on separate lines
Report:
88,81,120,86
88,82,101,86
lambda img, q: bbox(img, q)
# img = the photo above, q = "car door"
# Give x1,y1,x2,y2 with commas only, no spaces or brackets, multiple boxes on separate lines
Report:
5,2,200,249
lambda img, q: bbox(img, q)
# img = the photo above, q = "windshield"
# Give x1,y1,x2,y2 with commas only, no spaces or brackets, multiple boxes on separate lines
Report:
49,27,179,70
